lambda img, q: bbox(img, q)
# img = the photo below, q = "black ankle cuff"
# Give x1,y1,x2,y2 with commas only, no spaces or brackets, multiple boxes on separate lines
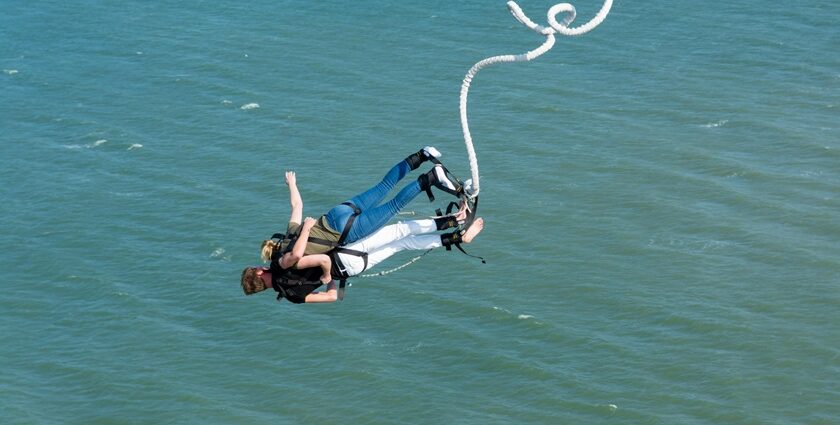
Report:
417,173,430,191
404,150,426,171
434,216,457,230
440,231,462,247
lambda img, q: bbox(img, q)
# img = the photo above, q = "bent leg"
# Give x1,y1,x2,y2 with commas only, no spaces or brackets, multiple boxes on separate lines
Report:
339,233,443,276
328,148,440,241
347,159,412,210
325,159,411,232
343,219,437,254
364,235,442,271
344,180,423,243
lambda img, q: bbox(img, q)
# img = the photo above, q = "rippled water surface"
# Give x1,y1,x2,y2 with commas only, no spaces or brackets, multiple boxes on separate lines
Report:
2,1,838,423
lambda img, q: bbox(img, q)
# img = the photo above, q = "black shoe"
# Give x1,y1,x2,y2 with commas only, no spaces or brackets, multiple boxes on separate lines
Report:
430,165,459,193
405,146,442,170
418,164,463,201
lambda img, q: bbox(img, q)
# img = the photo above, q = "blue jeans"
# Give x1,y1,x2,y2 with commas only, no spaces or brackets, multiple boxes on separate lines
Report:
324,159,421,245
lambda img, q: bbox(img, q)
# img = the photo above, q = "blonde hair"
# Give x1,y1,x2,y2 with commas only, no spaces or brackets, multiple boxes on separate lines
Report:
261,240,279,262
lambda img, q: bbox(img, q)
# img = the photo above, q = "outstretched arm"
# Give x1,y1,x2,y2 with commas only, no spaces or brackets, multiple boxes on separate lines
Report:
286,171,303,226
280,217,316,269
304,280,338,303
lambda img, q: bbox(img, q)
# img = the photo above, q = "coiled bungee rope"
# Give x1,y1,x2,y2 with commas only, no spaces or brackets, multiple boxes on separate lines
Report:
460,0,613,199
360,1,612,278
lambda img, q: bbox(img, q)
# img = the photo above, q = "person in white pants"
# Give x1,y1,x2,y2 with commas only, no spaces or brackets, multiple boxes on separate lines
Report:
335,216,484,277
302,215,484,303
240,215,484,303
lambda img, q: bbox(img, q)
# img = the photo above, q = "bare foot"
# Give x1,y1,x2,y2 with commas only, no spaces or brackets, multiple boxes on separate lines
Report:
461,217,484,243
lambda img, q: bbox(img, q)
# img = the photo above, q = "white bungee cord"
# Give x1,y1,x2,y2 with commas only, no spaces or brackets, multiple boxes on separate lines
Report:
360,1,612,278
460,0,613,199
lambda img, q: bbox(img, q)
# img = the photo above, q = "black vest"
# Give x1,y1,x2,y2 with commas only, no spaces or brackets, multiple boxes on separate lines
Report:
269,251,326,303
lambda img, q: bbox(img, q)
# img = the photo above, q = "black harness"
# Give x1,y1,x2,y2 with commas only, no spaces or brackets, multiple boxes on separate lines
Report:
269,251,323,303
268,162,486,302
270,202,368,302
436,196,485,264
423,160,484,265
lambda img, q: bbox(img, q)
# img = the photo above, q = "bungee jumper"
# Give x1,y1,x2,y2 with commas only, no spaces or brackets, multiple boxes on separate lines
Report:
240,147,483,303
240,0,613,304
241,216,484,303
268,146,461,257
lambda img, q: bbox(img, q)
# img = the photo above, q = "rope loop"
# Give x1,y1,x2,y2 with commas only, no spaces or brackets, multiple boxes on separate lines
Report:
362,2,612,278
459,1,613,198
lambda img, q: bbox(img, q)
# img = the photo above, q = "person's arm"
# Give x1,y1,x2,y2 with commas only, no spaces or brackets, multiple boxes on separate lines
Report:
280,217,316,268
286,171,303,226
304,280,338,303
294,254,332,284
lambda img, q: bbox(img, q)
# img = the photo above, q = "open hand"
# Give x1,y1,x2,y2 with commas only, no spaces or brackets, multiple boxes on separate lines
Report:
285,171,296,186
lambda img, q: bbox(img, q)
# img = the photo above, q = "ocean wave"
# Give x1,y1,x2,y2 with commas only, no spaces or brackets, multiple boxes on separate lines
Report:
493,307,541,323
702,119,728,128
240,103,260,110
210,248,230,261
127,144,143,150
111,192,144,198
62,140,107,149
3,69,18,75
647,236,735,252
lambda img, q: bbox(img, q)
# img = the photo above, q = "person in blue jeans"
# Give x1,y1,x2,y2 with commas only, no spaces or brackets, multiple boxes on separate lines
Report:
261,147,462,274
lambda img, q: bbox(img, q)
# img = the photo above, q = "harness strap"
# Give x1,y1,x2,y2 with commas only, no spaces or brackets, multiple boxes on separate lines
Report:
271,231,300,258
453,242,486,264
272,203,363,302
422,173,436,202
272,279,289,301
328,246,368,302
333,247,368,274
421,157,465,203
297,203,362,250
338,279,347,301
331,202,362,302
425,189,435,203
441,230,486,264
336,202,360,246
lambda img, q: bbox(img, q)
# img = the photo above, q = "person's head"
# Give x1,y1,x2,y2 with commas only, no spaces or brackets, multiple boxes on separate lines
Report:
260,240,279,262
241,266,272,295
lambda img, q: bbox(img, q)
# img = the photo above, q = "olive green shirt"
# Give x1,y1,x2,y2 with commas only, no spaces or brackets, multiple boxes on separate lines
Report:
282,216,341,255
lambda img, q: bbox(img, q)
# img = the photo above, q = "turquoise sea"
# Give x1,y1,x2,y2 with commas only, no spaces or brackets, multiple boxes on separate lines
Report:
2,1,838,423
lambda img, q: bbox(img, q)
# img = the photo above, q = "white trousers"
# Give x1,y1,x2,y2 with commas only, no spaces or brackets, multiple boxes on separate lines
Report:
336,219,442,276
